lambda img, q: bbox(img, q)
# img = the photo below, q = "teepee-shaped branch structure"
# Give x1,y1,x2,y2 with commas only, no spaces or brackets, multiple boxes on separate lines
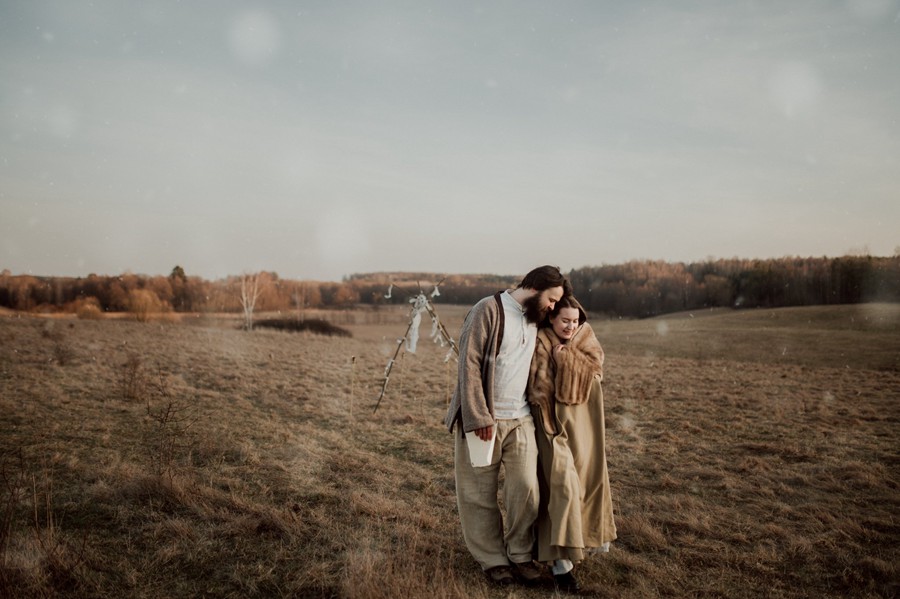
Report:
373,280,458,413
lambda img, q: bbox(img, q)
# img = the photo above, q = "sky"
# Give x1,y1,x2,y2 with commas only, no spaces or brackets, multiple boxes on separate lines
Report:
1,1,898,282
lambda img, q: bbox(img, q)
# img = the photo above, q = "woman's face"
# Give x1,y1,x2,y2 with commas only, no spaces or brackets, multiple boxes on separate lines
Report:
550,307,580,340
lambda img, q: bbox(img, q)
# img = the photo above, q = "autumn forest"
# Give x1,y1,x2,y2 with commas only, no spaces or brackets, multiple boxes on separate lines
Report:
1,255,897,319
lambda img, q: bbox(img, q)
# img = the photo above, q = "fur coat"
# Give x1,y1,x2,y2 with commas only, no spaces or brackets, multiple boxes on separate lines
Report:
528,322,604,435
528,321,617,563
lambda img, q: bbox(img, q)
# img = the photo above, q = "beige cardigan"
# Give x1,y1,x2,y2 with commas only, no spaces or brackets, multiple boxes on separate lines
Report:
444,292,505,433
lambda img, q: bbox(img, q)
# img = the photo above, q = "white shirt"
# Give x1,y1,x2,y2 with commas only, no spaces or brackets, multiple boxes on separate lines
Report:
492,290,537,420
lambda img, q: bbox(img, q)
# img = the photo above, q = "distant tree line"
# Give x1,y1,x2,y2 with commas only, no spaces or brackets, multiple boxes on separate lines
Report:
0,267,518,316
567,255,900,318
0,256,897,319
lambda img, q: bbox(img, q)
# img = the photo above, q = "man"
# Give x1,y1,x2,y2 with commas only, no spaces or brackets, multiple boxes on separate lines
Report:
444,265,570,586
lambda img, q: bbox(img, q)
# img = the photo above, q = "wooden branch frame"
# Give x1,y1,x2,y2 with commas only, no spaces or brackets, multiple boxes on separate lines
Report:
372,279,459,414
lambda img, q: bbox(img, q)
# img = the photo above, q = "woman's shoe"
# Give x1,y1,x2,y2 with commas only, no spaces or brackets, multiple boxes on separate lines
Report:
554,570,580,593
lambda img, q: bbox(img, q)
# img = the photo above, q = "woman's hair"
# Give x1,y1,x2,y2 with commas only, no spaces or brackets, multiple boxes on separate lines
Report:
543,295,587,327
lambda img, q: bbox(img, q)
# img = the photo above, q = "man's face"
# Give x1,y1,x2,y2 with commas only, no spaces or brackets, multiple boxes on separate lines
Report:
522,286,565,324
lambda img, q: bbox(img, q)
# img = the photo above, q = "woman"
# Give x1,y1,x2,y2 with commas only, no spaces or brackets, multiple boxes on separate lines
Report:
528,295,616,592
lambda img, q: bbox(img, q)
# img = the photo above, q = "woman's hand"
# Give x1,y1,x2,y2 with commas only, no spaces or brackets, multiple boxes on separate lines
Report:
552,344,567,362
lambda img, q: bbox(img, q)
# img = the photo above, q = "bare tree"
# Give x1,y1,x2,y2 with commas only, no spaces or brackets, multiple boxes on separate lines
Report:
292,282,309,320
240,272,264,330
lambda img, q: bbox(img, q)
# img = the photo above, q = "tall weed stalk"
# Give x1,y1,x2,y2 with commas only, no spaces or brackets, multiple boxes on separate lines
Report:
143,367,199,478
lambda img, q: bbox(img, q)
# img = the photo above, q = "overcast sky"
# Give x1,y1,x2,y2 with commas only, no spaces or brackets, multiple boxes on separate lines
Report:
1,1,898,281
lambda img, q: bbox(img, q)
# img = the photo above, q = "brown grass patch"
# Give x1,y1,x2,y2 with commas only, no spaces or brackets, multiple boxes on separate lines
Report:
0,304,898,598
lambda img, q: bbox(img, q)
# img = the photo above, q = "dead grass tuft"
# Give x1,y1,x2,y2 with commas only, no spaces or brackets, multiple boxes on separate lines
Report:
119,352,145,401
616,514,668,552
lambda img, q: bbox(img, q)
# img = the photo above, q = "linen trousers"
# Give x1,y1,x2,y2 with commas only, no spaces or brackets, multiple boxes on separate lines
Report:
454,414,539,570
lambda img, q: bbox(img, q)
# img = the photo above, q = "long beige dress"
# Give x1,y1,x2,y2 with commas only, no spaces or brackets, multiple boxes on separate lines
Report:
529,324,617,564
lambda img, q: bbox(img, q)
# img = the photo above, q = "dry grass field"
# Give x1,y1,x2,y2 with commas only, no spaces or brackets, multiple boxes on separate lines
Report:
1,303,898,598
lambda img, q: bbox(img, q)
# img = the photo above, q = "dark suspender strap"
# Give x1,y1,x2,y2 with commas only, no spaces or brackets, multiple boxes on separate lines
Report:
493,291,505,358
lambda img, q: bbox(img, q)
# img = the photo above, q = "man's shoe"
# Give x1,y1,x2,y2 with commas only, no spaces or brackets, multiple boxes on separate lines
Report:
512,560,544,584
554,570,580,593
485,565,515,586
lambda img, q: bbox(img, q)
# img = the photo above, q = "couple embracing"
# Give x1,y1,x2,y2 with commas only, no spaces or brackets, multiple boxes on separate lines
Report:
444,265,617,592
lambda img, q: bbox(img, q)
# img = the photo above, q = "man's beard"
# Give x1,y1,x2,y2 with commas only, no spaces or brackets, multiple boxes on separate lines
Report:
522,293,547,325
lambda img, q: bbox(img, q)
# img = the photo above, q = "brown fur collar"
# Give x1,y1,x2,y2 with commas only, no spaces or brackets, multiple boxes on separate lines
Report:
528,322,604,435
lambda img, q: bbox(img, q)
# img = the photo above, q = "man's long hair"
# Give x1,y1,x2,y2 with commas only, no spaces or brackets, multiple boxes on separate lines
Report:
517,265,571,295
